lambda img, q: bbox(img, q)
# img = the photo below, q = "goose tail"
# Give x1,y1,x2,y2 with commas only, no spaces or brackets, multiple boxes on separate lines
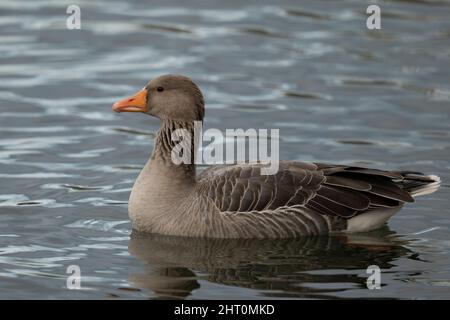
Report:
397,172,441,198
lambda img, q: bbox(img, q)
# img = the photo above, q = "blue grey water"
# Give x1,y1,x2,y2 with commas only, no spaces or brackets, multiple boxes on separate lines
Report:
0,0,449,299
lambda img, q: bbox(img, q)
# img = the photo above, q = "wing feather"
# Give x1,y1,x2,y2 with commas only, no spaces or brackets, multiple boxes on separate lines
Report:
197,161,412,220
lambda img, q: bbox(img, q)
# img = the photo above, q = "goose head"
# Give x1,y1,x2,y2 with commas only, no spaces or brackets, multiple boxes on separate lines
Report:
112,74,205,121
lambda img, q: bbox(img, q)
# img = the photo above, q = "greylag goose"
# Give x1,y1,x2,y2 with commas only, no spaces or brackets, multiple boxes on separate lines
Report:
113,74,440,238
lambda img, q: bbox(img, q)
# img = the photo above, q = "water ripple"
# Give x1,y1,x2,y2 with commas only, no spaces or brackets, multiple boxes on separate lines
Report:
64,219,129,233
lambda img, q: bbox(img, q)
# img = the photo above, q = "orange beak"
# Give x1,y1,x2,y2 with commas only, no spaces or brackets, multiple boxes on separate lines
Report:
112,88,148,113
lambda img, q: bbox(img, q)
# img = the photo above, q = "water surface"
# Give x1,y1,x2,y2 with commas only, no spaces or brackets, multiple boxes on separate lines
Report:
0,0,450,299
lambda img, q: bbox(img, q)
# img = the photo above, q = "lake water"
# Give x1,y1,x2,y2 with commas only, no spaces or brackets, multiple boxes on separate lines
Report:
0,0,449,299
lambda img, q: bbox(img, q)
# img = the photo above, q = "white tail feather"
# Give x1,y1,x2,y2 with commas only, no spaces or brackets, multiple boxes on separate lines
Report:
346,207,400,233
411,175,441,198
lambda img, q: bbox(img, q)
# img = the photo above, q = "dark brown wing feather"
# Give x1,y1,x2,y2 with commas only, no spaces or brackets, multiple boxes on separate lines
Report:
198,162,322,212
197,161,415,219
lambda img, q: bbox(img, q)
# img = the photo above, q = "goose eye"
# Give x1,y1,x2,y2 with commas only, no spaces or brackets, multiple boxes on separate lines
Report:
157,87,164,92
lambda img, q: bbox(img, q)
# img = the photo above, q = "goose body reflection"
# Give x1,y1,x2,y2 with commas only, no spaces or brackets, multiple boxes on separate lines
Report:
128,229,413,299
